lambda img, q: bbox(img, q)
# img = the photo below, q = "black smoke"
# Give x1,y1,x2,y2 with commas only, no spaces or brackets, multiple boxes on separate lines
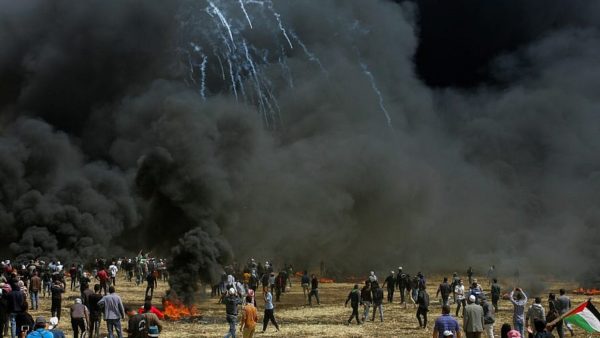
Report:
1,0,600,304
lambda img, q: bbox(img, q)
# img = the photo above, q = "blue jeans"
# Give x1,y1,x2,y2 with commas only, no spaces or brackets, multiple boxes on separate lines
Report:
9,313,16,338
106,319,123,338
30,291,39,310
514,319,524,338
224,314,237,338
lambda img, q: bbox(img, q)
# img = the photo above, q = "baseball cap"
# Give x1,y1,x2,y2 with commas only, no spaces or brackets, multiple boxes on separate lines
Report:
443,330,454,337
35,316,47,325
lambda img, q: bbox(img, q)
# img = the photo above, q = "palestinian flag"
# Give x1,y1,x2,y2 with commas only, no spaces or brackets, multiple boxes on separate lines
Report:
563,300,600,333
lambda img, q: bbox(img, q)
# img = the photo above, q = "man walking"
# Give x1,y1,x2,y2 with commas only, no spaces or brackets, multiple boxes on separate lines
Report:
29,272,41,311
481,295,495,338
97,286,125,338
222,288,242,338
308,275,320,306
416,284,430,329
490,279,501,312
396,267,408,307
240,295,258,338
555,289,573,338
463,295,484,338
371,282,384,322
360,281,372,322
437,277,452,307
345,284,361,325
383,271,395,303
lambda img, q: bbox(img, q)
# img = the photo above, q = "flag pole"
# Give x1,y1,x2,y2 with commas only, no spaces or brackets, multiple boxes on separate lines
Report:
547,298,592,329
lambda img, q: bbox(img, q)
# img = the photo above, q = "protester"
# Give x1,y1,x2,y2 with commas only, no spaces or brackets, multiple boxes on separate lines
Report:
467,267,473,285
455,280,466,317
500,323,512,338
532,319,553,338
361,281,372,322
262,288,279,333
383,271,395,303
108,262,118,287
546,293,560,335
48,317,66,338
345,284,361,325
308,275,320,306
396,267,408,307
416,284,430,329
555,289,573,338
491,279,501,312
240,295,258,338
526,297,545,333
138,298,165,320
437,277,452,307
26,317,53,338
70,298,89,338
126,307,162,338
223,288,242,338
145,271,157,300
433,305,461,338
301,271,310,300
7,280,26,338
28,272,40,311
96,269,109,296
463,295,484,338
481,295,495,338
14,301,33,338
371,282,384,322
508,288,528,338
98,286,126,338
88,284,104,338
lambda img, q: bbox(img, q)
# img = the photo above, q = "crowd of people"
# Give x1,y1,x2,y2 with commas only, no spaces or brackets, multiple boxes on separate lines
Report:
0,255,166,338
341,267,576,338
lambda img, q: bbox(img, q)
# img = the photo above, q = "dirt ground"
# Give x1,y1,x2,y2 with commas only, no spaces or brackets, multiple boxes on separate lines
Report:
27,274,595,337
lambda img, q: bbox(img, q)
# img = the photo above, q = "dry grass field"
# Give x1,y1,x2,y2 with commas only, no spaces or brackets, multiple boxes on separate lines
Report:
28,274,596,337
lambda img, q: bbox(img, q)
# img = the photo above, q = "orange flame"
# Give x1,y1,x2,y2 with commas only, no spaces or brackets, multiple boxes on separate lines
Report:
162,299,200,321
319,278,335,283
573,288,600,295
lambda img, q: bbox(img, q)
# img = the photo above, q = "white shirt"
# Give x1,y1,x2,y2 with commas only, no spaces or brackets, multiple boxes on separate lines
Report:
455,284,465,300
109,265,118,277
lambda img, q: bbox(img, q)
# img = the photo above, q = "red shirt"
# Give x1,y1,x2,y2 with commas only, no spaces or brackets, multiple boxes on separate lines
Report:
97,270,109,282
138,306,164,320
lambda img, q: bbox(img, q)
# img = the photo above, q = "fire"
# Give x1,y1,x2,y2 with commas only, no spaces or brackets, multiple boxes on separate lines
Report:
319,277,335,283
573,288,600,295
162,299,200,321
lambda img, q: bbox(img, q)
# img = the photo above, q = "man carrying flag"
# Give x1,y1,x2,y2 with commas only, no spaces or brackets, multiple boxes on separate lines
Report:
548,298,600,334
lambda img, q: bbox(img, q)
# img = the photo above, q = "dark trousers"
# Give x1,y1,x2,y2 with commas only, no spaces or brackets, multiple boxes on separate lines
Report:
387,288,394,303
72,317,86,337
262,309,279,331
465,333,482,338
347,305,360,324
399,287,405,303
456,299,466,317
308,289,320,305
51,298,62,320
100,282,107,295
492,295,499,312
416,307,428,328
111,277,116,286
145,286,154,299
89,316,100,338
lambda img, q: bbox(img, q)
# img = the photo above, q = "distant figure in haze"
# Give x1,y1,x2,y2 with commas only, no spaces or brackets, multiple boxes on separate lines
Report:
508,288,527,338
368,271,378,284
410,275,420,307
451,273,460,303
396,267,409,306
145,271,157,300
433,305,461,338
437,277,452,307
467,267,474,285
371,282,384,322
491,279,501,312
526,297,545,333
262,288,279,333
382,271,395,303
360,281,372,322
308,275,320,306
345,284,361,325
301,271,310,300
108,262,118,287
50,276,65,320
455,280,466,317
487,266,495,286
463,295,484,338
416,284,429,329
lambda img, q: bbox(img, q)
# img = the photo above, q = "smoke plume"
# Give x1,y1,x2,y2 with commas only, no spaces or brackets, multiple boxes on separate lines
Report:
1,0,600,301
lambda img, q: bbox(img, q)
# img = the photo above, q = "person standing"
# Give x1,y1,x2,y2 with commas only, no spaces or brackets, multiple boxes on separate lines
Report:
345,284,361,325
508,288,528,338
463,295,484,338
108,262,118,287
433,305,462,338
29,272,41,311
97,286,125,338
491,279,501,312
455,280,466,317
308,275,320,306
481,295,495,338
416,284,430,329
526,297,545,333
360,281,372,322
87,284,103,338
261,288,279,333
70,298,89,338
50,277,65,321
145,271,157,300
69,265,78,291
371,282,384,322
240,296,258,338
301,271,310,301
437,277,452,307
96,269,109,296
467,267,474,285
396,267,408,307
6,283,25,338
223,288,242,338
383,271,395,303
555,289,573,338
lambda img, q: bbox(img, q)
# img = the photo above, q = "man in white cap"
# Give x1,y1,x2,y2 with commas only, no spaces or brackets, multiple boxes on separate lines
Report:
47,317,66,338
70,298,89,338
463,295,484,338
222,287,242,338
